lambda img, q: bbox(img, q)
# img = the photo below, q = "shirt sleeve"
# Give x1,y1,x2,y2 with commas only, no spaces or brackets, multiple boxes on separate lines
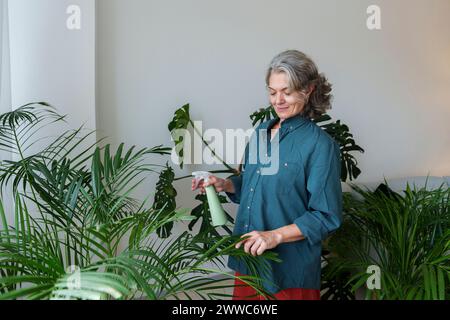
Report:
294,139,343,246
225,142,250,204
225,174,243,204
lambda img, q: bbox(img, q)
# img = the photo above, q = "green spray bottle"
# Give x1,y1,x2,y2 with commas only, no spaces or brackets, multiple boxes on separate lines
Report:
192,171,228,227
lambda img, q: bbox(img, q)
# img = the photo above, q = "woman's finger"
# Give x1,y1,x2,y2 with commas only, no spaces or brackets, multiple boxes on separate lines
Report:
241,231,256,238
208,176,217,184
204,176,216,188
256,242,267,256
192,178,204,190
250,238,263,256
235,232,255,249
235,239,244,249
244,238,257,254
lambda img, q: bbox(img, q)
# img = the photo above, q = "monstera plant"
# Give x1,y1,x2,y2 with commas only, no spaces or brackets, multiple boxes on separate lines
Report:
0,103,279,300
162,103,366,298
163,103,364,240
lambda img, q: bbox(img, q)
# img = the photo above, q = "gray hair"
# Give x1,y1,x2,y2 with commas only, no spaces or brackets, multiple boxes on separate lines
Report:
266,50,333,119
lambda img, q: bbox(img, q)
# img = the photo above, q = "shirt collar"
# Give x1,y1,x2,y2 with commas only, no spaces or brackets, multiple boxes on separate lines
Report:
260,113,311,132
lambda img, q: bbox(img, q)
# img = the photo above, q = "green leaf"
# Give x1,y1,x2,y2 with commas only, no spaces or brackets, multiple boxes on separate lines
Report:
152,165,177,238
168,104,191,169
437,268,445,300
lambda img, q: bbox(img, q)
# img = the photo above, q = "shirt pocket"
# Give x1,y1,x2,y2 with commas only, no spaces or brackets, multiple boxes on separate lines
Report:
275,160,302,195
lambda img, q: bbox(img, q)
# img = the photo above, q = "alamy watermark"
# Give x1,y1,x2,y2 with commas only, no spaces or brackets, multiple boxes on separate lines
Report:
170,121,280,176
366,265,381,290
367,5,382,30
66,265,81,290
64,5,381,32
66,5,81,30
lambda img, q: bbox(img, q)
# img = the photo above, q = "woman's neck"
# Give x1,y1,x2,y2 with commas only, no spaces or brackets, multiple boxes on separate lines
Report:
273,120,282,130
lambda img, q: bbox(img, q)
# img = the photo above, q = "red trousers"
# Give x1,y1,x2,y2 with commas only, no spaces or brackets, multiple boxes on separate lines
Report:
232,272,320,300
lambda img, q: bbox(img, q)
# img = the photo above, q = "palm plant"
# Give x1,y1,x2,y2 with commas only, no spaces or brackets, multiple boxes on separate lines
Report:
323,182,450,300
0,103,279,300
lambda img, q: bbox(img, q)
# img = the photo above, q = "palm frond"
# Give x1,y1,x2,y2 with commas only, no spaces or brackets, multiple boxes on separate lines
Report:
323,182,450,300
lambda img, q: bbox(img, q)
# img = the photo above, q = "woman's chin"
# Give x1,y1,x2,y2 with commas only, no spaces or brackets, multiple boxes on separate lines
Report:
275,109,290,119
275,106,289,112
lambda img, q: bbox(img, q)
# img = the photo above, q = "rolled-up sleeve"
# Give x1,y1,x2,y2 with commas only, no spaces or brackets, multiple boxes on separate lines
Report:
294,140,343,246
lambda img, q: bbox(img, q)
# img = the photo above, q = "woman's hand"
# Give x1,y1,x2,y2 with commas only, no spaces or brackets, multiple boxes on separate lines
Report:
191,175,234,194
235,230,283,256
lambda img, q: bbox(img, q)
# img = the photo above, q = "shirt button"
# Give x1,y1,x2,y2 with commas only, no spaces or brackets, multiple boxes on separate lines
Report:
247,206,250,210
250,188,254,192
290,126,293,130
256,170,260,174
284,163,288,167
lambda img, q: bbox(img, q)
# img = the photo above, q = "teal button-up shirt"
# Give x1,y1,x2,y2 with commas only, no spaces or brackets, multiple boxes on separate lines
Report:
226,114,343,293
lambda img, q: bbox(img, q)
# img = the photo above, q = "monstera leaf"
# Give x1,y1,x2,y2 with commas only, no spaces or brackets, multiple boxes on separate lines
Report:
188,193,234,248
249,106,364,182
319,117,364,181
321,257,357,300
168,104,191,169
153,165,178,238
250,106,278,127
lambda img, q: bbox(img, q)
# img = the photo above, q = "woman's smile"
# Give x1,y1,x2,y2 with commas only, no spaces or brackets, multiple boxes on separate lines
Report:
275,105,289,111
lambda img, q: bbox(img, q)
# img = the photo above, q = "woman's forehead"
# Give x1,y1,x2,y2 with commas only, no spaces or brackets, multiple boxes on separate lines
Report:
268,72,291,90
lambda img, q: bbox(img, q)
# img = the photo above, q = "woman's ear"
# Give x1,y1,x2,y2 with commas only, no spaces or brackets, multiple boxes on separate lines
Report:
307,84,316,96
303,84,315,102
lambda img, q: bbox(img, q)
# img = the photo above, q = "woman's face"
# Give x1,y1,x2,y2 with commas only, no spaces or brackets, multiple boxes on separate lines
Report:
268,72,308,121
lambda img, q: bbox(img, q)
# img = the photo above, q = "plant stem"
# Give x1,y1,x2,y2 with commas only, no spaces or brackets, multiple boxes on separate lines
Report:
189,120,236,173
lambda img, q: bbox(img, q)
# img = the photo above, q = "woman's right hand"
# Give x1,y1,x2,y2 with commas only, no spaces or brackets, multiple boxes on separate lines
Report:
191,175,230,194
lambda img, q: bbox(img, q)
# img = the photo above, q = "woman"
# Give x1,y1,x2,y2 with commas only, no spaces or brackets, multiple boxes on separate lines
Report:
192,50,342,300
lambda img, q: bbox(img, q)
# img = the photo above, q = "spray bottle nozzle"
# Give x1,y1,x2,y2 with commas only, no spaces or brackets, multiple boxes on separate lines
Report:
192,171,212,183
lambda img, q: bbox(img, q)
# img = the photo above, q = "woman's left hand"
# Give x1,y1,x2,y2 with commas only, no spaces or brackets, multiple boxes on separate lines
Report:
235,230,283,256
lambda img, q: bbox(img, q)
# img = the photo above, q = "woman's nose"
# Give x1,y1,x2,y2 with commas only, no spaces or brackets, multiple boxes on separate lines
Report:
275,93,285,105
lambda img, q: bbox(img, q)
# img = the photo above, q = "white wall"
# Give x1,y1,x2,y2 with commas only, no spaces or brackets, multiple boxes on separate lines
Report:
0,0,12,218
8,0,96,131
1,0,96,224
0,0,10,117
96,0,450,213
